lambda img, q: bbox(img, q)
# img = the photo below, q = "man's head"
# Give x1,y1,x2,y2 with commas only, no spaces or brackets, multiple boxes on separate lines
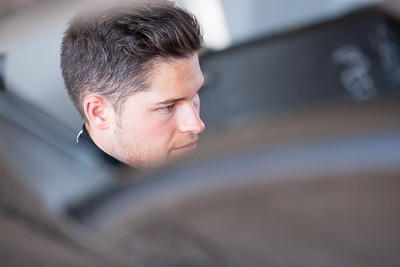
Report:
60,0,205,169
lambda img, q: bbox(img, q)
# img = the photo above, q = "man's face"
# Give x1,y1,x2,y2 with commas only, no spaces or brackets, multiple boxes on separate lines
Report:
108,54,205,169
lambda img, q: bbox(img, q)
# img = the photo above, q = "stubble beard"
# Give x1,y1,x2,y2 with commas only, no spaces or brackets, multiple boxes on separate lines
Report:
112,122,165,170
111,117,200,169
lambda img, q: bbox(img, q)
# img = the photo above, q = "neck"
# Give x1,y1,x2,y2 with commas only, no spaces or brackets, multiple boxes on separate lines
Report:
85,123,113,158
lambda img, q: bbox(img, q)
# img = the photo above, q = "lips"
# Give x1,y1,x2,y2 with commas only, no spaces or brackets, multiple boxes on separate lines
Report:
170,141,198,156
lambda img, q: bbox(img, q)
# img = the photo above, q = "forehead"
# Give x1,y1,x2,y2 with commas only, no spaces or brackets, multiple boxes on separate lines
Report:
133,55,204,100
119,54,204,114
152,55,203,89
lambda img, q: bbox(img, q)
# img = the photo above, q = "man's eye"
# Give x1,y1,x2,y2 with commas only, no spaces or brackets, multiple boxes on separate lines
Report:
160,104,175,113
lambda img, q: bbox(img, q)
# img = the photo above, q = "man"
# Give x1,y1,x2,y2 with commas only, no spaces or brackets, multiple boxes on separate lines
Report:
60,0,205,169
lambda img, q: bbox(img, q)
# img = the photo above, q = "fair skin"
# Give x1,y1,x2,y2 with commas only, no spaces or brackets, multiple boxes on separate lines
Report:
83,53,205,169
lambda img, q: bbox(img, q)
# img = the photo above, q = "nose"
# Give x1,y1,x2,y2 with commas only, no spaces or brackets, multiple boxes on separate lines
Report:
178,103,205,134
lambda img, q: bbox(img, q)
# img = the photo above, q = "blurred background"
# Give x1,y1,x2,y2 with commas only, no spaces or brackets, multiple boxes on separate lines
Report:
0,0,396,131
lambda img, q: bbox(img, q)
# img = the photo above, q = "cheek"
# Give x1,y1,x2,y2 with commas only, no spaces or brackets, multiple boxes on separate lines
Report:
120,108,178,146
142,113,178,141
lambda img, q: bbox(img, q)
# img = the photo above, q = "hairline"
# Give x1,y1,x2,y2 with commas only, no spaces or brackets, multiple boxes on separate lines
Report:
109,52,200,118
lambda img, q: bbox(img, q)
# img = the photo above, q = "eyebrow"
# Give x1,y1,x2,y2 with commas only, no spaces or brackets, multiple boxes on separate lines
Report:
152,82,205,106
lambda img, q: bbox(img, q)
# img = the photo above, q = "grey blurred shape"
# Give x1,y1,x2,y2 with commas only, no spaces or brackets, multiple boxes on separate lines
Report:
199,7,400,131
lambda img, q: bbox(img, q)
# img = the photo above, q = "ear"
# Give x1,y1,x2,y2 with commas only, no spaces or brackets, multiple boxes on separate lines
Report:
83,95,113,130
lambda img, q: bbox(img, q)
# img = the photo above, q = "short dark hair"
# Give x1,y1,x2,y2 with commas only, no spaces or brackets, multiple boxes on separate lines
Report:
60,0,204,121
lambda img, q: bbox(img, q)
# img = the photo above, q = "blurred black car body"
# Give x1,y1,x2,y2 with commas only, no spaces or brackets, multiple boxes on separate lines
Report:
199,7,400,130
